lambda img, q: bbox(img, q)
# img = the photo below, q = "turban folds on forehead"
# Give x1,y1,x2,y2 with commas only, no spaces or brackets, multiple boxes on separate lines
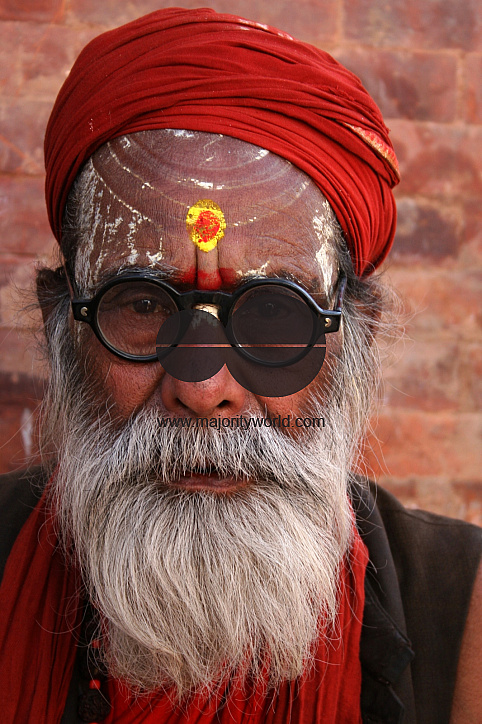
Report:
44,7,399,276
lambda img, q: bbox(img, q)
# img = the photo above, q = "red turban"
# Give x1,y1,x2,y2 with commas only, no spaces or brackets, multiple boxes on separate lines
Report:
44,7,400,276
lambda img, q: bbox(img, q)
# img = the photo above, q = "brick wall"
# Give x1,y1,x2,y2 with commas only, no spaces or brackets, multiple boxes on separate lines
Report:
0,0,480,523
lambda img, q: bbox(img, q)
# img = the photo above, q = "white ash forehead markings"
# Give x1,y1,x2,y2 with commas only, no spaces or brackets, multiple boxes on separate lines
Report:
238,261,271,278
166,129,196,138
125,247,139,265
312,201,337,239
74,160,106,292
313,216,336,248
124,216,145,266
312,203,340,296
93,248,109,287
315,245,337,294
91,163,155,223
199,133,226,151
75,159,166,291
186,178,214,189
146,251,164,266
106,141,156,190
93,198,118,286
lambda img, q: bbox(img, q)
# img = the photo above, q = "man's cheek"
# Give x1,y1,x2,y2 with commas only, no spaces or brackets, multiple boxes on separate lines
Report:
80,334,162,417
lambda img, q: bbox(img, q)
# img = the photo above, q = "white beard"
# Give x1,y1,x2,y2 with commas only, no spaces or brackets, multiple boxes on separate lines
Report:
50,395,355,698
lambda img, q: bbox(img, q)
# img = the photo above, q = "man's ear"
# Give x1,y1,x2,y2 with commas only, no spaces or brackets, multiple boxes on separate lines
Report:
36,266,69,329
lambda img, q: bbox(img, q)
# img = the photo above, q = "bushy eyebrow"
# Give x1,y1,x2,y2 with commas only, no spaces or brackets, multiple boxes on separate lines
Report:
93,264,179,288
244,269,324,295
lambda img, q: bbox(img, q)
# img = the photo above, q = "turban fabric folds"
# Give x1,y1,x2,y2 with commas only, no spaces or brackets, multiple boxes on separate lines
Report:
44,7,400,276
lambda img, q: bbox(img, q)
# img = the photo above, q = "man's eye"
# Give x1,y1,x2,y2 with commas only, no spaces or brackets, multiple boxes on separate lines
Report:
131,298,161,314
251,299,290,320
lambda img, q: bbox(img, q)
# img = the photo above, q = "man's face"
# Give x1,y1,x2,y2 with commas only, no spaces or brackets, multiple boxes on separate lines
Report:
48,131,362,696
72,131,341,492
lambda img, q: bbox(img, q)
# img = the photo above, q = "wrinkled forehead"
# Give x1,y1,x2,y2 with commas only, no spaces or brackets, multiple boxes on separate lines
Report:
72,130,340,294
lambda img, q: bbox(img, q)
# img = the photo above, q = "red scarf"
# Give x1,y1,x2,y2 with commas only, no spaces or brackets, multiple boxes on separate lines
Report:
0,481,81,722
0,483,368,723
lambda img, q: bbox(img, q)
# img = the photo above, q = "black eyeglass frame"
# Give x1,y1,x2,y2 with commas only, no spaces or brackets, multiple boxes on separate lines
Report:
67,266,346,364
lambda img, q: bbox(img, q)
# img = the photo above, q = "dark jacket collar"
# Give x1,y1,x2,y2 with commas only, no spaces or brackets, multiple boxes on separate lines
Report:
351,478,416,724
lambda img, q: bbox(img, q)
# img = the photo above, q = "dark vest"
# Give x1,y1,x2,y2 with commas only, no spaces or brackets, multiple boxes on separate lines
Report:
1,467,480,723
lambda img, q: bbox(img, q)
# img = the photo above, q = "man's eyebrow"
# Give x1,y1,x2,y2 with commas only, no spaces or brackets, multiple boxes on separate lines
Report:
242,269,324,296
94,264,180,287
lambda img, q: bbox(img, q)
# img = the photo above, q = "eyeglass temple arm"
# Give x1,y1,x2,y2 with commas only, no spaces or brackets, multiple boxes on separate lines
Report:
62,257,79,299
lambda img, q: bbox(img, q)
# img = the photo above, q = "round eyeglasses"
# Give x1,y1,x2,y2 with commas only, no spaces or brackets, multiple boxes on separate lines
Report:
69,271,345,366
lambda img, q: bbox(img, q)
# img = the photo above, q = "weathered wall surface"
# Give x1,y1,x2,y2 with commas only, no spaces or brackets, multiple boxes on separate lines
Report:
0,0,480,523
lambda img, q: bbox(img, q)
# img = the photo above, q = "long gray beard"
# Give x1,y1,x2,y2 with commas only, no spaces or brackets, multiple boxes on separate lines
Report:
39,279,378,698
49,387,355,698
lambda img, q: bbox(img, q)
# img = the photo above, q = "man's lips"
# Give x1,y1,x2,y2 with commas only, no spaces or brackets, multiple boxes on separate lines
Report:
171,471,249,493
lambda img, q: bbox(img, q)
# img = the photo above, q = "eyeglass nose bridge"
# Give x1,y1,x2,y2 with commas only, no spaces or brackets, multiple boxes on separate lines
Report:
192,302,221,320
176,288,233,326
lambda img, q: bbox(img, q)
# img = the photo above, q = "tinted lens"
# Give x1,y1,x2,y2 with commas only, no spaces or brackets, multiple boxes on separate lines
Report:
230,285,317,363
97,281,178,356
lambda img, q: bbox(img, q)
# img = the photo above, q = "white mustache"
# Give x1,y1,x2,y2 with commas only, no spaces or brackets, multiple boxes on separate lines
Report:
89,405,341,505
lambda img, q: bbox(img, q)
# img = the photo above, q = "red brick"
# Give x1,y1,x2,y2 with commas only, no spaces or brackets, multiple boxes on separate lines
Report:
463,198,482,247
0,177,55,256
0,324,45,375
392,198,461,260
66,0,177,28
458,235,482,271
0,370,44,406
0,22,100,99
0,99,50,174
0,254,37,290
458,345,482,413
344,0,482,51
377,478,482,524
376,479,418,505
334,48,457,122
385,267,481,343
377,478,432,512
364,411,481,479
0,0,65,23
465,54,482,124
249,0,338,45
66,0,338,43
0,261,47,337
0,271,51,333
381,341,461,412
459,198,482,268
0,279,31,329
452,482,482,526
390,121,482,200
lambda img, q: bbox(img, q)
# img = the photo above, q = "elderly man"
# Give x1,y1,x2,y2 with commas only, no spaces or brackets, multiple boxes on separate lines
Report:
0,8,480,724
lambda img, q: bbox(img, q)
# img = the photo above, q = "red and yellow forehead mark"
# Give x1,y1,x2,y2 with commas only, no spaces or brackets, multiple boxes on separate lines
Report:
186,199,226,252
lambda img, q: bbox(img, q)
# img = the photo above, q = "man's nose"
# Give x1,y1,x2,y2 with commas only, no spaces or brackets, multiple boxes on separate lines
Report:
160,364,250,418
